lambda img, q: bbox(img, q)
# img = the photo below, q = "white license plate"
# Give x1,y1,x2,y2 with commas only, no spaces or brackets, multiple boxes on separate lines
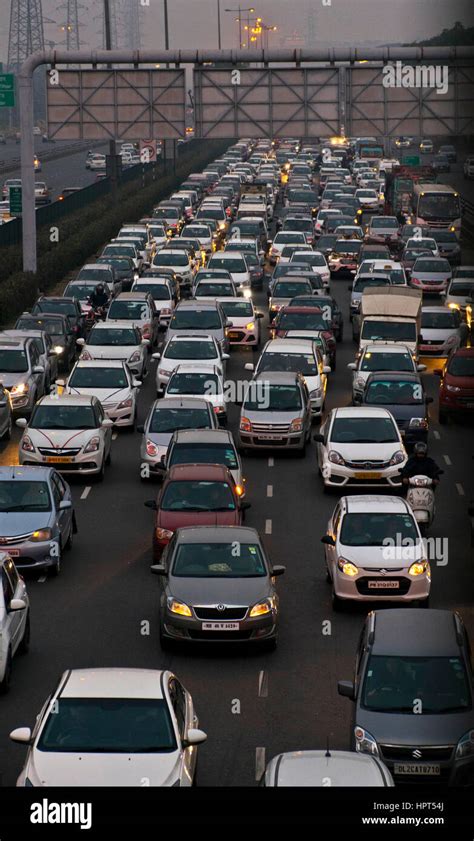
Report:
201,622,240,631
258,435,283,441
394,763,440,776
368,580,400,589
4,548,20,556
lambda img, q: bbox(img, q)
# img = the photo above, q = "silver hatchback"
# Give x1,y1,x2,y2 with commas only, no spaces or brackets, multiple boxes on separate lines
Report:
238,371,312,454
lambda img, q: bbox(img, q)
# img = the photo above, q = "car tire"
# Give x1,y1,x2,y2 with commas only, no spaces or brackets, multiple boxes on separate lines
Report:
0,649,12,694
439,410,448,425
325,565,331,582
105,447,112,465
239,445,248,457
263,636,278,652
49,551,61,577
65,514,76,549
18,612,30,655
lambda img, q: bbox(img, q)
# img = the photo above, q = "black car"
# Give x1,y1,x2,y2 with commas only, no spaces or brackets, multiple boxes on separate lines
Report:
15,312,76,371
96,255,136,291
429,231,462,266
288,294,343,342
432,154,451,174
338,609,474,786
31,296,86,339
438,144,457,163
315,234,339,258
357,371,431,445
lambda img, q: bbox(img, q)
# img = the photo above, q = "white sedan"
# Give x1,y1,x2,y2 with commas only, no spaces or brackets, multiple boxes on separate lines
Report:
0,553,29,693
77,322,150,380
60,359,141,427
154,336,228,395
10,668,206,786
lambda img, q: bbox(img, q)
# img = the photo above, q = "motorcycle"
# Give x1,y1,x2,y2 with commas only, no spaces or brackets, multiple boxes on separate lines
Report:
403,474,442,532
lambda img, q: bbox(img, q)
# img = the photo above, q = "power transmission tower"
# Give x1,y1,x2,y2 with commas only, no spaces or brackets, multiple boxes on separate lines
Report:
57,0,82,50
7,0,45,70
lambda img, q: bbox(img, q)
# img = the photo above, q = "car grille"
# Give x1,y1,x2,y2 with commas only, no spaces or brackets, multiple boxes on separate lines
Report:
0,533,31,545
344,459,390,470
420,279,445,285
421,339,444,345
193,606,248,621
380,745,453,762
251,423,291,433
356,576,411,595
38,447,82,457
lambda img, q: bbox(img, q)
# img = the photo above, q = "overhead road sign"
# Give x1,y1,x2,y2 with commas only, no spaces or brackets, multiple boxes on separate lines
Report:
0,74,15,107
9,185,22,214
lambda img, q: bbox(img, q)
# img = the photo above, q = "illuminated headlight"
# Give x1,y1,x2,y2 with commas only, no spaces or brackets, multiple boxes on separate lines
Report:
246,322,255,330
455,730,474,759
30,527,53,542
448,302,460,310
156,528,174,540
134,273,139,281
84,436,101,453
408,560,429,576
10,382,28,395
54,345,64,355
167,597,192,617
354,726,379,756
219,222,226,230
337,558,358,576
116,397,133,410
389,450,405,465
446,384,460,393
249,599,273,618
328,450,344,465
409,417,428,428
243,288,252,299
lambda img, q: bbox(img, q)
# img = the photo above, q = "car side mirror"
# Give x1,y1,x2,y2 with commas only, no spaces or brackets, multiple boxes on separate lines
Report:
244,362,255,372
101,418,114,428
337,680,355,700
132,379,142,388
33,366,45,374
151,352,161,360
321,534,336,546
59,500,72,510
271,565,286,576
141,339,151,346
425,396,434,404
150,563,166,575
222,353,230,360
347,362,357,370
9,598,27,612
144,500,158,510
182,728,207,748
256,312,264,319
322,366,331,374
76,338,86,346
15,418,28,429
313,433,324,442
9,727,32,745
55,379,65,387
417,364,427,372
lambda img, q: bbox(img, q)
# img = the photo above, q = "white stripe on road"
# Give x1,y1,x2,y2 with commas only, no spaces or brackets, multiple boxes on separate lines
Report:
443,454,451,465
456,483,465,496
258,670,268,698
268,457,274,467
38,575,47,584
266,485,273,498
80,486,91,500
433,430,440,440
265,519,272,534
255,747,266,782
112,432,118,440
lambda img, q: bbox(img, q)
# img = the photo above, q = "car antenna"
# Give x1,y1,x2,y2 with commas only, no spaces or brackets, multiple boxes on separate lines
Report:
325,737,331,758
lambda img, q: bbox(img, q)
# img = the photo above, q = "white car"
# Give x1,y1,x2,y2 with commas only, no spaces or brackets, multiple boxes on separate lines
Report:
89,154,106,171
153,335,228,395
194,278,238,300
206,252,251,296
77,322,149,380
348,343,425,402
10,668,206,787
131,278,175,326
164,364,227,424
181,224,214,255
17,394,113,480
443,277,474,326
355,189,379,212
322,495,430,610
314,406,407,490
289,251,330,288
101,242,142,272
0,553,29,693
269,232,307,263
106,292,159,347
405,237,440,258
152,248,196,289
61,359,141,428
216,297,263,347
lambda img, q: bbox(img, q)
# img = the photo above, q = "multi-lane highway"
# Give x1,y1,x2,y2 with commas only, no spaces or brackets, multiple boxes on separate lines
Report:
0,144,473,789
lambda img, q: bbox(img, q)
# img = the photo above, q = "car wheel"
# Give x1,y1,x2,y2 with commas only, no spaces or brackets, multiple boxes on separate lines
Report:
65,515,76,549
263,636,277,652
331,356,336,371
2,414,12,440
0,649,12,694
18,612,30,654
439,410,448,425
49,551,61,577
105,446,112,465
239,445,248,457
325,565,331,583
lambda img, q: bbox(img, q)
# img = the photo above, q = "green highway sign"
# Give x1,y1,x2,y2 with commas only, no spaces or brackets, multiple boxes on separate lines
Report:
0,74,15,108
9,186,22,214
402,154,421,166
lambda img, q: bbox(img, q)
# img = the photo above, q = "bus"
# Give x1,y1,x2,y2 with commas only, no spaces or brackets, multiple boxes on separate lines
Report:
412,183,462,238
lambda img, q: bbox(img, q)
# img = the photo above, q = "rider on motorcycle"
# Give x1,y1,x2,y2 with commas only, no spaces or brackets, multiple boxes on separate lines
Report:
399,441,442,487
89,283,109,311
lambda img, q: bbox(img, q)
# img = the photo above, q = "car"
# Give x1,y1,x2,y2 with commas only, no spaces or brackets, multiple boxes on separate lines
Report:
429,231,461,266
163,428,244,491
435,346,474,424
410,257,452,294
347,343,425,402
0,336,45,416
88,153,106,170
206,252,251,296
10,667,206,786
152,248,196,294
216,297,263,347
77,322,149,380
364,216,400,247
394,136,411,148
289,251,330,287
194,278,238,300
77,263,121,297
34,182,51,205
356,260,408,287
401,246,434,276
163,364,227,425
2,179,22,201
239,371,312,454
17,394,113,481
348,273,392,321
131,278,175,326
262,750,394,786
464,156,474,180
106,292,160,348
432,154,451,174
419,138,434,154
268,231,308,263
137,397,218,479
31,296,87,340
314,406,407,491
315,234,338,258
443,276,474,326
328,239,362,276
419,306,468,357
151,525,284,648
245,338,330,419
165,300,230,355
268,279,315,321
15,312,76,372
61,359,141,428
0,465,76,576
0,329,58,395
0,553,30,693
355,189,379,212
101,242,142,273
358,371,431,445
322,495,429,610
405,237,440,258
337,609,474,785
153,335,228,395
438,144,457,163
153,205,184,237
181,223,214,255
270,306,336,369
145,464,249,559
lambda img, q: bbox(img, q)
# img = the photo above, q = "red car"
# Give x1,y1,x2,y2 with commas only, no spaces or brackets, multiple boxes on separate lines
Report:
269,305,336,368
435,347,474,424
145,463,249,560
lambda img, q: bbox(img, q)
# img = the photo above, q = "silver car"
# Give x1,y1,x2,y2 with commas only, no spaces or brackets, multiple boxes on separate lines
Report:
165,300,230,355
0,336,45,416
0,329,58,393
410,257,452,294
262,750,394,786
238,371,312,454
0,552,30,692
419,306,468,356
77,322,149,379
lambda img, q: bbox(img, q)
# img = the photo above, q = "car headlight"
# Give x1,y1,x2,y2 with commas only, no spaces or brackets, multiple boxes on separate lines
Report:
84,436,101,453
21,435,35,452
10,382,28,395
249,599,272,617
245,322,255,331
354,377,365,390
128,350,141,364
448,302,460,310
167,597,192,617
455,730,474,759
156,528,174,540
117,397,133,410
354,726,379,756
54,345,64,354
447,384,460,393
409,417,428,428
309,388,322,398
243,288,252,299
240,417,252,432
408,560,429,576
328,450,344,465
389,450,405,465
30,527,53,542
290,418,303,432
337,558,359,576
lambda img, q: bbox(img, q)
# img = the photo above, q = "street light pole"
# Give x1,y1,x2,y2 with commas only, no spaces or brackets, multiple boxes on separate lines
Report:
163,0,169,50
217,0,222,49
104,0,118,203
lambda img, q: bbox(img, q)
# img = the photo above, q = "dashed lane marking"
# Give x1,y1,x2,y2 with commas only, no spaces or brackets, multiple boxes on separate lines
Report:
433,430,440,440
267,485,273,498
456,483,465,496
443,454,451,465
258,670,268,698
268,457,274,467
265,519,272,534
255,747,266,782
80,486,91,500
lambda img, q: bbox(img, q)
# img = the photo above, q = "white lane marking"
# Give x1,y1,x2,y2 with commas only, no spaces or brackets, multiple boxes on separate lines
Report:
80,486,91,500
112,432,118,440
456,483,465,496
268,457,274,467
265,519,272,534
38,575,47,584
443,454,451,465
267,485,273,498
258,670,268,698
433,430,440,440
255,747,266,782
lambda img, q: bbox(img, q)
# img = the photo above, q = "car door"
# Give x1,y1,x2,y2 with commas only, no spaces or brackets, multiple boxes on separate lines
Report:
51,472,72,545
43,334,58,385
300,379,311,437
1,563,22,654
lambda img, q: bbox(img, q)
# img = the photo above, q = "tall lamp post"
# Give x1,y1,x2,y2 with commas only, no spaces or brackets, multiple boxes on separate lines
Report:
217,0,222,48
225,6,255,48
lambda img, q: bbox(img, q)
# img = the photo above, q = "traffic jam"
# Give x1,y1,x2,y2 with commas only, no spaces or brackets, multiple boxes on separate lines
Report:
0,134,474,790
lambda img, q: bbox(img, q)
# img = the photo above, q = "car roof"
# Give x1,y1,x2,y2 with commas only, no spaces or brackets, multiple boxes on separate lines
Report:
113,292,150,301
365,371,420,382
80,263,112,270
0,465,54,481
39,393,96,406
253,370,300,385
344,495,410,514
332,406,393,418
151,396,212,411
61,668,167,699
268,751,387,786
175,525,259,544
450,346,474,357
175,300,219,310
0,336,28,349
90,320,140,331
74,359,126,368
363,343,412,354
167,464,232,481
263,338,315,353
422,305,455,313
169,363,220,375
0,329,46,340
279,306,322,314
173,428,233,443
371,609,461,656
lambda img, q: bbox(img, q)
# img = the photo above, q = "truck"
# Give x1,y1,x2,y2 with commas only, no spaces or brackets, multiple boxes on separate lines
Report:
354,286,422,355
384,165,436,217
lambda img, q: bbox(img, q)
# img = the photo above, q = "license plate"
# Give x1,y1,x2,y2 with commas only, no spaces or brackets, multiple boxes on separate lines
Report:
368,580,400,589
5,548,19,556
201,622,240,631
228,332,239,339
394,764,440,776
258,435,283,441
354,471,382,479
46,457,73,463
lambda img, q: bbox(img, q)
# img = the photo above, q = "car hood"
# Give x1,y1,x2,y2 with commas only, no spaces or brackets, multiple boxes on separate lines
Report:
357,707,474,747
26,428,98,448
159,510,239,530
413,271,450,281
66,386,131,404
29,749,181,787
363,403,424,422
168,574,270,606
328,442,402,459
0,511,51,536
0,373,29,389
337,543,423,567
84,345,139,360
245,409,303,424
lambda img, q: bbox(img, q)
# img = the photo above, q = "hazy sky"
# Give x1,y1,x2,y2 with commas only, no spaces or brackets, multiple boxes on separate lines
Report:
1,0,473,62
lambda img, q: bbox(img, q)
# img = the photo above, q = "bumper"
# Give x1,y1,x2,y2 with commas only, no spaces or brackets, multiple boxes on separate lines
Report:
240,430,306,450
419,343,455,356
329,262,358,274
227,329,259,346
411,282,448,293
161,610,277,643
102,403,135,426
440,394,474,413
321,463,404,488
20,451,104,474
3,540,60,571
332,568,430,602
381,754,474,786
310,397,324,417
399,426,428,446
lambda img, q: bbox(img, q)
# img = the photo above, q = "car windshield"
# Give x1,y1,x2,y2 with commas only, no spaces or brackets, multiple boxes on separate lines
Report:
283,220,312,232
134,284,171,300
30,404,97,430
291,254,326,267
37,697,177,753
149,226,167,237
69,367,128,389
16,318,64,336
449,283,474,297
259,353,317,376
288,191,317,203
418,194,460,221
0,349,28,372
244,383,302,412
88,328,139,346
161,480,236,512
365,380,423,405
184,227,210,238
149,407,211,433
448,356,474,377
108,301,148,320
65,284,100,300
196,283,233,297
275,234,306,244
362,655,471,713
414,259,450,272
333,241,361,254
361,322,417,342
220,301,253,318
277,312,326,331
78,269,111,281
103,245,134,257
167,372,219,395
170,442,237,469
354,277,390,292
274,282,313,298
165,340,217,361
208,257,246,272
34,301,76,318
421,311,458,329
361,352,414,372
153,208,178,219
331,416,398,443
340,512,419,546
197,209,224,221
357,190,377,198
0,480,51,512
371,218,398,228
172,542,265,577
154,253,189,267
170,310,221,330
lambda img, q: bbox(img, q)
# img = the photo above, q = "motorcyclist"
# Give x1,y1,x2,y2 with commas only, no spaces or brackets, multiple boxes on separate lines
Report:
399,441,442,487
89,283,109,310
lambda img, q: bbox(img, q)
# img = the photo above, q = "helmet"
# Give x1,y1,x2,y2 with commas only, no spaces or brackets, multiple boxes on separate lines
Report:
414,441,427,456
96,284,104,294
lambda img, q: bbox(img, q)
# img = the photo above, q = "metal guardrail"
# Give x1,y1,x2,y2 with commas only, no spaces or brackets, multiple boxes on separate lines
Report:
0,140,106,175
